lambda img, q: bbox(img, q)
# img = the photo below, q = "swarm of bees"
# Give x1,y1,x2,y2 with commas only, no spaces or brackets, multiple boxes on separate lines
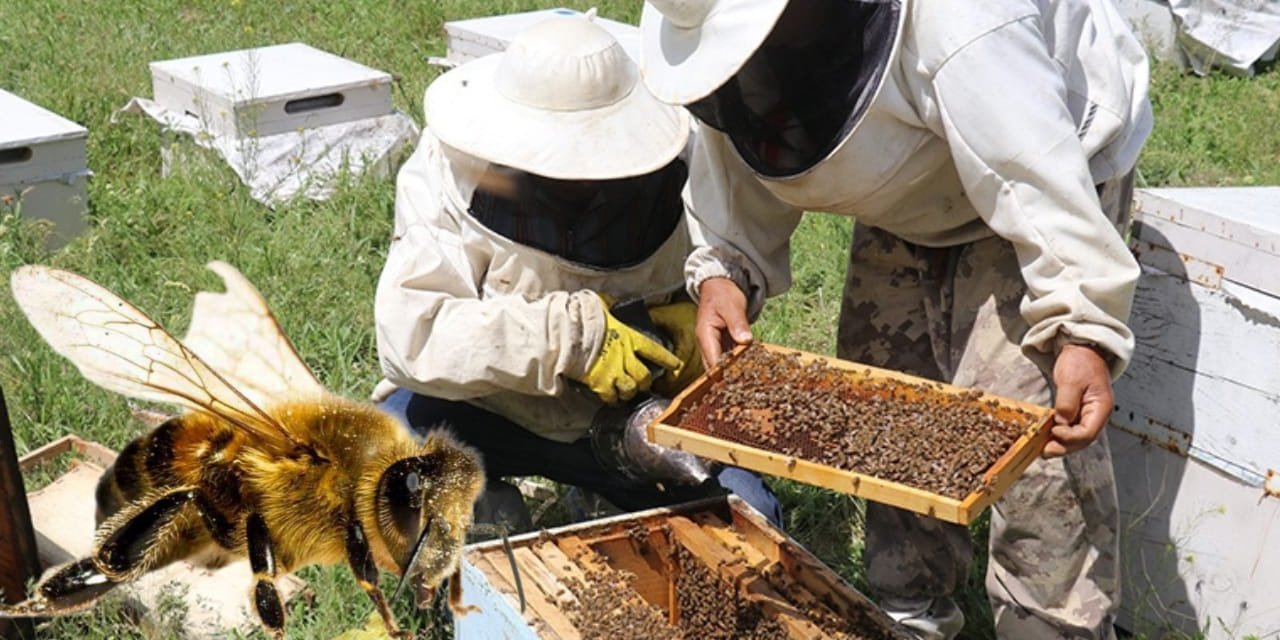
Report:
0,262,487,639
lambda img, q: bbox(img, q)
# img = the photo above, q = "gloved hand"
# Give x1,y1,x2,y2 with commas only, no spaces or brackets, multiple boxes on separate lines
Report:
575,295,682,404
648,301,705,396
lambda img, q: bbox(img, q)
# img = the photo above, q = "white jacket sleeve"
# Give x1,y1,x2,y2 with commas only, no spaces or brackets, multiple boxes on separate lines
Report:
685,122,805,317
374,141,602,400
928,15,1141,377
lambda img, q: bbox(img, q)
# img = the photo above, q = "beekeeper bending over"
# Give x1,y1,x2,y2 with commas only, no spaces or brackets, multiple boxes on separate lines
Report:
372,13,782,532
639,0,1151,638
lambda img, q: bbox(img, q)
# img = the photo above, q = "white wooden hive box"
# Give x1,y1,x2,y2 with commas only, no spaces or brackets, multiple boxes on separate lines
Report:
1118,185,1280,484
149,42,393,139
1112,186,1280,639
444,8,642,65
0,89,89,243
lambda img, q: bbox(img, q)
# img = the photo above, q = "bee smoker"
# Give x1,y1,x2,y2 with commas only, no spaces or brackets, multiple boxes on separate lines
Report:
590,395,711,485
588,299,711,486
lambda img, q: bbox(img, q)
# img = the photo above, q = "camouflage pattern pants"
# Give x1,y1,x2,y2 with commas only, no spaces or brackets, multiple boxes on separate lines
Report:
837,177,1132,639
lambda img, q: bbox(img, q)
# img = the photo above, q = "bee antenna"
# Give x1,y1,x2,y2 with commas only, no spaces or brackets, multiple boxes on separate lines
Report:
467,523,526,613
499,525,526,614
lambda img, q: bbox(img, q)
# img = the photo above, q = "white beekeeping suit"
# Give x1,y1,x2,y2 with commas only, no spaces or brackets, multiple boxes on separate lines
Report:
374,14,694,444
645,0,1151,375
640,0,1152,638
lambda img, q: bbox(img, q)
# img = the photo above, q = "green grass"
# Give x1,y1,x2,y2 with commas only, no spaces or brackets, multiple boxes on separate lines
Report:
1,1,1276,638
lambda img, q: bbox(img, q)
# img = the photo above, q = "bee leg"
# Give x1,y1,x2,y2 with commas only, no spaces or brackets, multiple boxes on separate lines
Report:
345,519,411,639
94,487,203,580
447,568,482,617
245,513,286,640
0,558,119,617
2,486,201,617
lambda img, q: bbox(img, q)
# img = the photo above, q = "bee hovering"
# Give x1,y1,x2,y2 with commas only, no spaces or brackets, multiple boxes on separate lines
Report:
1,262,486,639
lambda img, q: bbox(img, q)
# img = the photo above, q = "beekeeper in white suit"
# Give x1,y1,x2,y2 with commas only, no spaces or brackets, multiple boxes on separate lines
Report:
639,0,1152,638
373,12,783,533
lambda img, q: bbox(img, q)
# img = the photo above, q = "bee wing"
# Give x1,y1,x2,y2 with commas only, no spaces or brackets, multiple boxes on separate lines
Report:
9,265,302,452
181,261,326,409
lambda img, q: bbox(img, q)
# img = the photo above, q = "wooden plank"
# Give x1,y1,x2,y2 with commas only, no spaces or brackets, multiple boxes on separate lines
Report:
537,535,680,624
689,510,876,636
653,423,970,523
723,499,908,635
18,434,117,473
959,413,1054,520
1133,187,1280,296
1111,264,1280,485
636,525,681,626
509,546,580,610
0,386,38,639
555,534,673,624
555,535,612,575
506,547,582,640
1111,429,1280,638
455,559,542,640
665,516,825,640
1127,265,1280,397
476,553,566,640
591,536,668,611
649,342,1053,525
529,541,590,586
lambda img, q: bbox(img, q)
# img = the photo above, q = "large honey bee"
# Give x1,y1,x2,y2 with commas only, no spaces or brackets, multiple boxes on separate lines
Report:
1,262,485,638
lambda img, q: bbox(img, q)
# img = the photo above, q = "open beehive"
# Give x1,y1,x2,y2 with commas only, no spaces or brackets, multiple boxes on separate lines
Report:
456,496,913,640
649,343,1054,525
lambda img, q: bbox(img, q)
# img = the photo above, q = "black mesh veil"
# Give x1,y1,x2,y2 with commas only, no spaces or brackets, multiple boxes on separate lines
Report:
687,0,901,177
467,159,689,269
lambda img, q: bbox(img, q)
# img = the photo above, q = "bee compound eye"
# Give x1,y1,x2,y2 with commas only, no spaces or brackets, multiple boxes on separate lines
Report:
380,458,431,541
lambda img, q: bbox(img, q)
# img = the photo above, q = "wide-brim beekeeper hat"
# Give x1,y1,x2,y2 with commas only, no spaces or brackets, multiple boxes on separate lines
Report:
640,0,790,105
426,10,690,180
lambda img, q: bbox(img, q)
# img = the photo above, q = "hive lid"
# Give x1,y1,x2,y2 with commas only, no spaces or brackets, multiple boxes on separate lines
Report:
149,42,392,105
1132,186,1280,295
1137,187,1280,252
0,89,88,147
444,7,642,62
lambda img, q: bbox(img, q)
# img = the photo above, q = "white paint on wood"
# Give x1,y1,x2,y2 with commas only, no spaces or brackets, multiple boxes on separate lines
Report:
1114,187,1280,637
0,89,89,245
0,89,87,150
455,552,555,639
1112,430,1280,639
150,43,393,139
1134,187,1280,296
1120,188,1280,486
444,8,642,64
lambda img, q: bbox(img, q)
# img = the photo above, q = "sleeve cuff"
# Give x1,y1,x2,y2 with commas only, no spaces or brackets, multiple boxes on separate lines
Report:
686,248,768,320
1022,323,1133,381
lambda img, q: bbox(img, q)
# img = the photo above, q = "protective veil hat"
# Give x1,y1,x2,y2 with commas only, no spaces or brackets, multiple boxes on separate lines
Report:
426,11,690,180
640,0,789,105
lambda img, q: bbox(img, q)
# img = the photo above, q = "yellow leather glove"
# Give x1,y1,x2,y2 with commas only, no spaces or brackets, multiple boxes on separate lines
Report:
648,301,705,396
577,296,682,404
